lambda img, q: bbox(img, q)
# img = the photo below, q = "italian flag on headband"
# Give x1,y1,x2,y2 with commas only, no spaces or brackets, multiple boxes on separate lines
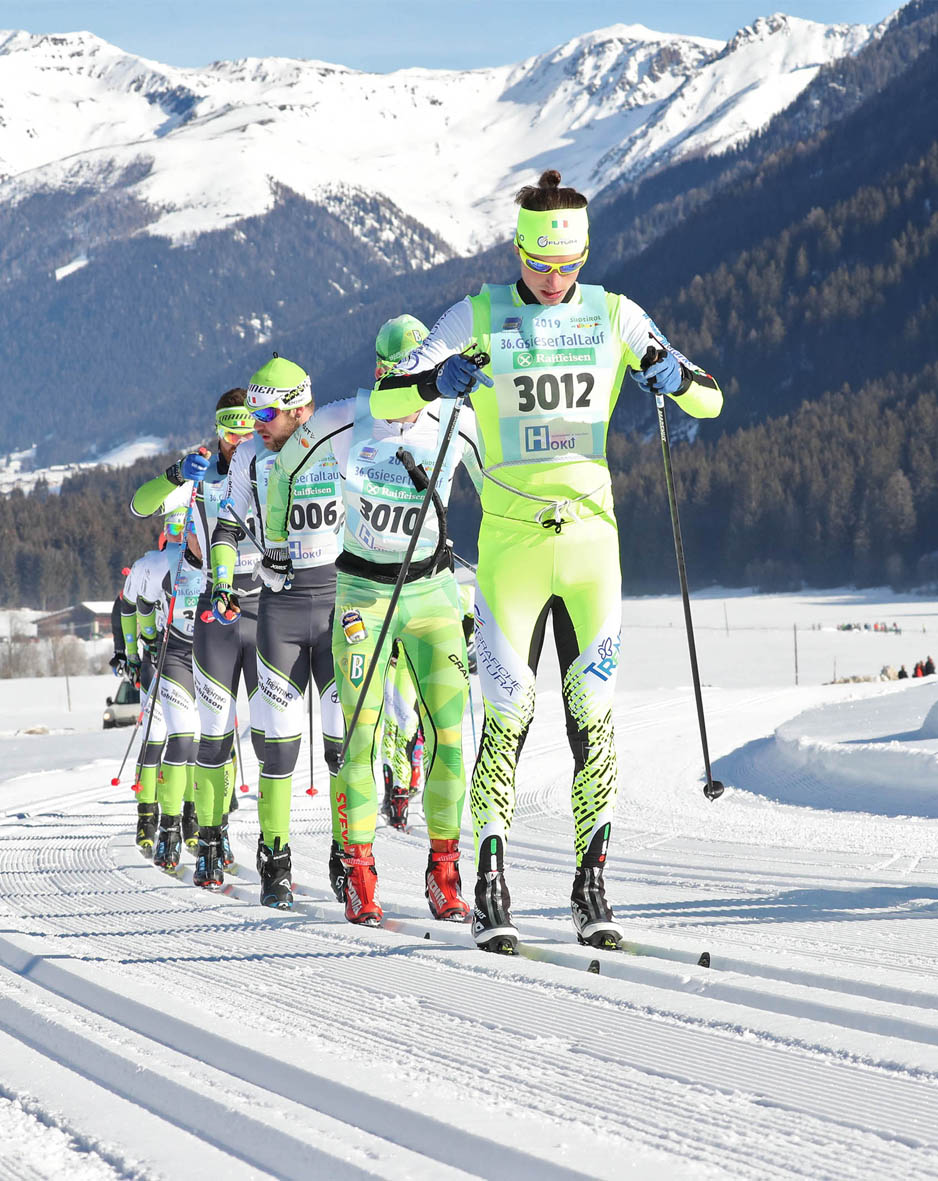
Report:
515,205,589,258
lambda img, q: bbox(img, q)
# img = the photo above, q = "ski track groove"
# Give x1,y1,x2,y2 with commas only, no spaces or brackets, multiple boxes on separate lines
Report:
3,881,932,1181
3,747,938,1178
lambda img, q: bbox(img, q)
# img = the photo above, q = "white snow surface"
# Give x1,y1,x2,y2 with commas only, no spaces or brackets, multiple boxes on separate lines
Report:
0,437,168,496
2,587,938,1177
0,16,872,254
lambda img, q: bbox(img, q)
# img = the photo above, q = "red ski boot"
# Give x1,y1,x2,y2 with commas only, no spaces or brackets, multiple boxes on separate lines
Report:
342,844,383,926
425,840,470,921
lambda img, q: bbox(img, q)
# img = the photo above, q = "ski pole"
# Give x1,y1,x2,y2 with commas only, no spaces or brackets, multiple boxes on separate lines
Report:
467,671,478,754
644,344,724,801
336,360,486,768
111,700,144,786
233,715,249,794
133,471,204,792
453,551,476,573
305,653,317,797
218,498,264,553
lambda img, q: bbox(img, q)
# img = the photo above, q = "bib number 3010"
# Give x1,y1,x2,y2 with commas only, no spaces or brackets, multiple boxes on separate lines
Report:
360,497,421,536
514,372,593,412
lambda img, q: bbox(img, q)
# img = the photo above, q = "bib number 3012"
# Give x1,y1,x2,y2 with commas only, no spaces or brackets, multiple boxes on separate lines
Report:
514,372,593,412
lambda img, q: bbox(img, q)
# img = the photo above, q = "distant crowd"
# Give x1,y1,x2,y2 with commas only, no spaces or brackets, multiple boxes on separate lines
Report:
897,657,935,679
837,621,902,634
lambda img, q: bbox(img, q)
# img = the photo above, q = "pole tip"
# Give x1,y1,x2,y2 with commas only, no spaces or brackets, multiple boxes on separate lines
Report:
306,786,317,796
703,780,725,801
239,784,249,793
131,783,141,794
110,777,120,786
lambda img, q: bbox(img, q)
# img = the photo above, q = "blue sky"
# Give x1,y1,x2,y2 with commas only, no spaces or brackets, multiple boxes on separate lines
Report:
0,1,902,70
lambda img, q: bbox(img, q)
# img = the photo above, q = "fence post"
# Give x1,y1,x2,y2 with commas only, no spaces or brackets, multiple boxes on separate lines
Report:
793,623,799,686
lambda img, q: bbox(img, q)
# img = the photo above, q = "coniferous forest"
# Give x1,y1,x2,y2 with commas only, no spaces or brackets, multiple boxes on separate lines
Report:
2,7,938,609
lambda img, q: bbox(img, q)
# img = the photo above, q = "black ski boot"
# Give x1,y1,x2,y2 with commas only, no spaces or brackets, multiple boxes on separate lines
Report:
135,802,159,858
153,815,182,871
181,800,199,850
382,762,409,830
328,838,347,903
193,826,224,890
258,837,293,910
471,835,518,954
571,866,624,949
387,786,409,830
219,815,235,868
571,826,623,948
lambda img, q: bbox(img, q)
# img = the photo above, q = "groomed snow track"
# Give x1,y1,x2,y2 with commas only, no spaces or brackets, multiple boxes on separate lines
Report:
3,690,938,1181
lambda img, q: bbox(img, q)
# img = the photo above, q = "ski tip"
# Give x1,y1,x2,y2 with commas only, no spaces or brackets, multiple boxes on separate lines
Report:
697,951,711,968
424,931,431,940
587,959,601,975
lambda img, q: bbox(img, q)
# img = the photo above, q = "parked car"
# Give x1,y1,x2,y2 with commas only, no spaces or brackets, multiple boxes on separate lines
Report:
103,679,141,728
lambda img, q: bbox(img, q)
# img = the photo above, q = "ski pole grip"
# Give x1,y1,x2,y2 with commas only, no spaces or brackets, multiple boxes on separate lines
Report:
397,448,430,492
641,344,665,371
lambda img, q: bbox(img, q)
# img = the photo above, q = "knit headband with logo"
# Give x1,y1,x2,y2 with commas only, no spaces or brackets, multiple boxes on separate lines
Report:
215,406,255,434
515,206,589,257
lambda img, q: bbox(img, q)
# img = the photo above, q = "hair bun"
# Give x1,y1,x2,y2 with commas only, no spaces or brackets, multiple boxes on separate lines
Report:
539,169,562,189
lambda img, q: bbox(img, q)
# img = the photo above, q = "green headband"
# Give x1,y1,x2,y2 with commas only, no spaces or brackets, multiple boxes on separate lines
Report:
516,206,589,257
215,405,254,434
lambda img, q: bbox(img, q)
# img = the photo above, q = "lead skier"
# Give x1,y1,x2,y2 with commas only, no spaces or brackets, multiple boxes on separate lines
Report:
371,169,723,952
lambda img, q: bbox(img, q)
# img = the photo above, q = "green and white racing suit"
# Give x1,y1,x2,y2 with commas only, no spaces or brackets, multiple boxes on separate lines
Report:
213,430,345,848
265,391,482,848
372,280,723,870
134,544,204,818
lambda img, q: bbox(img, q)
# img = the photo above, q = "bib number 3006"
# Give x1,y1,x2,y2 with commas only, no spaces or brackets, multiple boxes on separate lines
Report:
514,372,593,412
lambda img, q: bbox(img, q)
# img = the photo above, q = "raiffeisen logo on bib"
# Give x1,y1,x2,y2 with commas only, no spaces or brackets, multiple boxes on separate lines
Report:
522,425,588,454
513,348,595,369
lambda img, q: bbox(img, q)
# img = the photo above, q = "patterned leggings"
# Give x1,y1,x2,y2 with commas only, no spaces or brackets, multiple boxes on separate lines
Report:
470,511,622,868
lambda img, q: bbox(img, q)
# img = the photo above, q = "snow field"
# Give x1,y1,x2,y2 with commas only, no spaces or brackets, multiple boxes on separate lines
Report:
0,19,871,255
1,589,938,1178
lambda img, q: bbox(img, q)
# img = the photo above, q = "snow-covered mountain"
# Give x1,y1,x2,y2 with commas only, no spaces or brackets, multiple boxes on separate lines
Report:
0,15,873,257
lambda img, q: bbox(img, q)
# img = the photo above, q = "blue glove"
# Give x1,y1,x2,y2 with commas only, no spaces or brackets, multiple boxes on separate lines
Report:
435,354,494,400
632,348,683,396
211,587,241,625
180,451,211,482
